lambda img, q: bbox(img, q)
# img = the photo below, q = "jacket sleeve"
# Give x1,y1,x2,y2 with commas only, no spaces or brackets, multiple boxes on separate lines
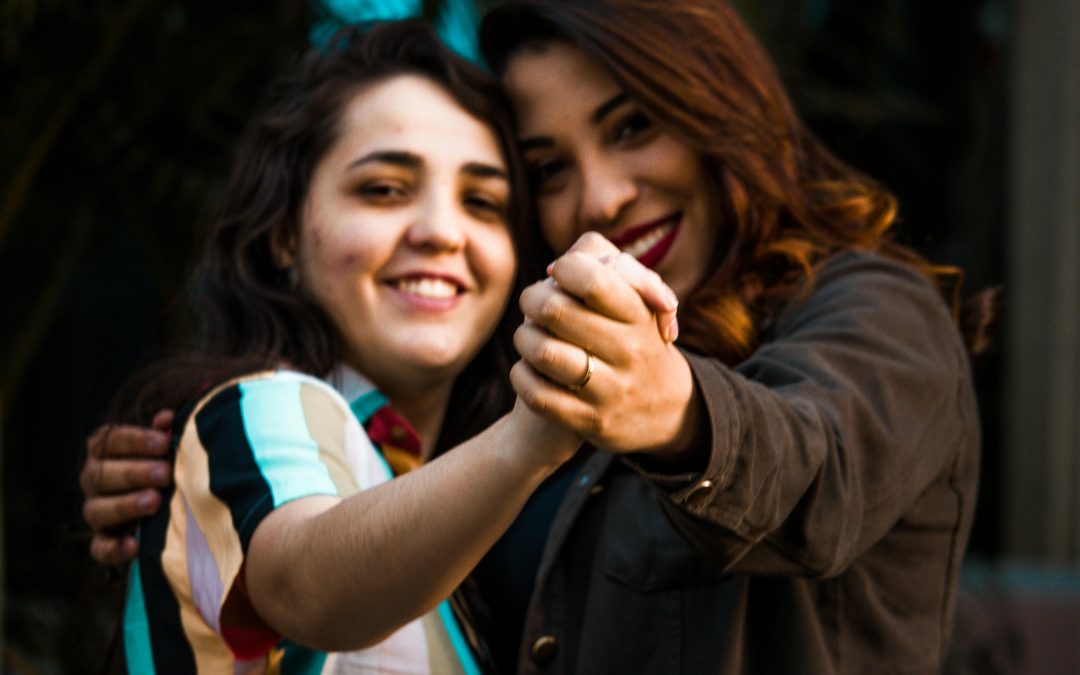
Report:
640,251,978,577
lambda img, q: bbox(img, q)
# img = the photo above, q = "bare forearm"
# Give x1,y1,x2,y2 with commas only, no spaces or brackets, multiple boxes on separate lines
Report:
246,405,577,650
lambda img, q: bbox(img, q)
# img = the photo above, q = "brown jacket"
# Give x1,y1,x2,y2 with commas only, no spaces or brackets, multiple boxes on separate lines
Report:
514,252,980,674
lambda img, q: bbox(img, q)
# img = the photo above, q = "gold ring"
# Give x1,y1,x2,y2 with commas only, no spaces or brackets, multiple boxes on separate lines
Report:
566,350,594,393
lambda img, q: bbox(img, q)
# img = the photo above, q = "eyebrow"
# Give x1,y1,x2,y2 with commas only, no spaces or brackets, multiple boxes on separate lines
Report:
591,92,629,124
347,152,506,180
463,162,508,181
517,92,631,152
347,150,422,171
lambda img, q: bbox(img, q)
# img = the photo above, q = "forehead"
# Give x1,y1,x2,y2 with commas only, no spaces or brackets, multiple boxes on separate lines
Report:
501,42,620,133
327,74,505,168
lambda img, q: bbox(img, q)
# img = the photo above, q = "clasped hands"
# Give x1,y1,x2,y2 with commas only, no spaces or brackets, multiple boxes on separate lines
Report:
510,232,702,457
80,232,703,566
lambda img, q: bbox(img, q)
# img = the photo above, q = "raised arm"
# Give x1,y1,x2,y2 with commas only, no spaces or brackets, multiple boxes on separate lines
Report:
513,244,978,576
178,376,580,652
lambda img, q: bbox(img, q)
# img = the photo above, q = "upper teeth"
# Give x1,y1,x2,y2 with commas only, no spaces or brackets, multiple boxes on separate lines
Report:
394,278,459,298
621,222,674,260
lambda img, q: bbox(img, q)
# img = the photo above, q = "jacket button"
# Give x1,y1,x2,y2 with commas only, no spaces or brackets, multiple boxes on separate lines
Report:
684,479,714,505
530,635,558,665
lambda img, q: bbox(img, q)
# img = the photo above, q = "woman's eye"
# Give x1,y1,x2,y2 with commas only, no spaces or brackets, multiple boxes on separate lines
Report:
357,181,407,200
612,112,653,142
527,158,567,187
464,193,507,220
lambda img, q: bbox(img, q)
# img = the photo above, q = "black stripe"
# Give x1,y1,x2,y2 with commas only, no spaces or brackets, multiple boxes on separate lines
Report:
195,384,276,552
134,443,197,671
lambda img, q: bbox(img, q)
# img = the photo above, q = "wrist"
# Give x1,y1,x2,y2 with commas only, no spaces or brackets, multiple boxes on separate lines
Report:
645,350,709,468
497,402,580,475
636,411,708,474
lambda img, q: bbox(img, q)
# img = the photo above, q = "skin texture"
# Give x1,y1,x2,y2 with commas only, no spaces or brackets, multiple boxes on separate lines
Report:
504,44,708,458
502,42,720,300
280,74,518,455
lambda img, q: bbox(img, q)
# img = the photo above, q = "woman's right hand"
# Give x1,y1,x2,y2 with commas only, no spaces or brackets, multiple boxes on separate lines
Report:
80,409,175,565
547,232,679,342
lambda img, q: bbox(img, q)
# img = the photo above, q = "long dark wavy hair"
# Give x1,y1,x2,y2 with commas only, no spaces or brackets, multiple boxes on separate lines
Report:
480,0,995,363
113,19,525,450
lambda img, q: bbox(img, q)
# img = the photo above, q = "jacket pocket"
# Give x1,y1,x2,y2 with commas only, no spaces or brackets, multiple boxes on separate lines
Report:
599,471,728,592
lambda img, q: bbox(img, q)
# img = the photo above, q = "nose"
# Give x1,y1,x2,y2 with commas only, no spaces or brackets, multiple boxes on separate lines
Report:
405,191,467,252
579,152,638,231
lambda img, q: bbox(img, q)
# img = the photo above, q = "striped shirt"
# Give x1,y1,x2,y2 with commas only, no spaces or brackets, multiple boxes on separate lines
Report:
123,366,482,674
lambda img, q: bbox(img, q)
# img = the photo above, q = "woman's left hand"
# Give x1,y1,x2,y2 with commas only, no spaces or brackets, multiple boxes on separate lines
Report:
511,236,704,457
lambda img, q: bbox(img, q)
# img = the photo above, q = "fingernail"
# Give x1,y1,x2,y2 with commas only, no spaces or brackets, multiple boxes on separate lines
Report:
666,316,680,343
137,493,156,512
150,465,169,484
546,261,555,276
147,433,167,453
663,287,679,310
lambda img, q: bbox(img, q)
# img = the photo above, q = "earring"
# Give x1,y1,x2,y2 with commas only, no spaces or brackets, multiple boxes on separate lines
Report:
285,266,299,288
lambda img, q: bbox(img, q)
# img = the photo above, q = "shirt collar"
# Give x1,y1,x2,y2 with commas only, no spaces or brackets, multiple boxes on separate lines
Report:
323,362,423,469
323,362,387,425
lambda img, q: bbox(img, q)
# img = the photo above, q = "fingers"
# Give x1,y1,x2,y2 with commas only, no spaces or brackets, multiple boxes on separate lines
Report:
81,410,173,566
151,409,175,432
547,252,650,323
83,458,172,496
546,234,679,342
555,231,621,263
83,489,163,533
514,321,599,391
510,361,600,437
86,423,170,460
606,253,679,342
90,532,139,566
519,281,619,356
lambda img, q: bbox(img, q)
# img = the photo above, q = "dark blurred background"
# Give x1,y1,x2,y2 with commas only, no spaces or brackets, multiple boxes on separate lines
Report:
1,0,1077,673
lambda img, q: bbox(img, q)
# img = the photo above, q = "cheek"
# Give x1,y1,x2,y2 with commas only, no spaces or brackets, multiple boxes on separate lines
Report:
537,196,577,254
474,230,517,300
301,221,382,291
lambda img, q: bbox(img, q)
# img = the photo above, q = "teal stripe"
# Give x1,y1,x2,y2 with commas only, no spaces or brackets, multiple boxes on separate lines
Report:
349,389,388,426
346,394,396,481
123,558,157,675
239,378,338,507
437,600,482,675
280,640,329,674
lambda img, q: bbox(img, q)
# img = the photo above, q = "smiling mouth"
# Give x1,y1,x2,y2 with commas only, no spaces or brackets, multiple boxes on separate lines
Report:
609,215,680,269
390,277,462,299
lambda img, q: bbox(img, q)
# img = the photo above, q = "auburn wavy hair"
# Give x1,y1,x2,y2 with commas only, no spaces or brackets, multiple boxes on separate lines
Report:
481,0,993,364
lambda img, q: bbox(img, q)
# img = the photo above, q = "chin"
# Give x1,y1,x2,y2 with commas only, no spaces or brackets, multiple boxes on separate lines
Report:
400,339,475,374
